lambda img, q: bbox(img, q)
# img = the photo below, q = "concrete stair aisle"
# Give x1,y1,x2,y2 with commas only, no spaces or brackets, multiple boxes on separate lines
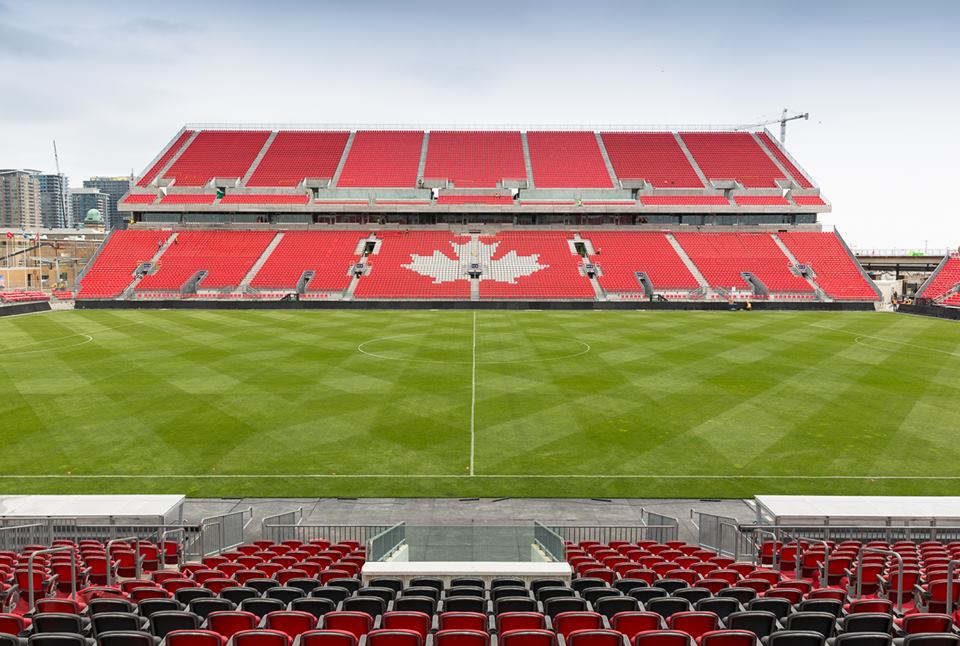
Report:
594,132,620,188
417,132,430,182
240,131,279,186
239,232,285,290
122,232,179,298
771,233,831,301
672,133,710,187
330,132,356,188
521,132,536,188
666,233,712,293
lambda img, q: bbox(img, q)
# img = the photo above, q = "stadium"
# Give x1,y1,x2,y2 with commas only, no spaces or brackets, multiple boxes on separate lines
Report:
2,1,960,644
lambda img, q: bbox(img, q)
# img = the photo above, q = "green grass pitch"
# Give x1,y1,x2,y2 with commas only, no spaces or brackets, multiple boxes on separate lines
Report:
1,308,959,499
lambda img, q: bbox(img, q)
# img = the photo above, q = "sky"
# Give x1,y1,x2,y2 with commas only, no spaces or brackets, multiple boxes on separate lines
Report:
1,0,958,249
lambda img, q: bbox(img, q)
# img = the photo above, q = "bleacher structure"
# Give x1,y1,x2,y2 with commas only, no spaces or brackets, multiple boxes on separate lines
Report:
60,123,888,305
915,253,960,308
118,126,828,224
6,527,960,646
75,229,878,304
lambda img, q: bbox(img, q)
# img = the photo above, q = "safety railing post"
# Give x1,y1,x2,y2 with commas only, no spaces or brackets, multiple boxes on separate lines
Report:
27,546,77,611
106,536,142,586
160,527,186,570
946,559,960,617
856,547,905,614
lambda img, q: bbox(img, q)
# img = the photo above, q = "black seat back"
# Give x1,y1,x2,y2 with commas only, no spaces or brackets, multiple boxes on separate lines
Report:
265,587,303,604
646,597,692,619
766,631,826,646
582,587,621,605
594,596,640,620
175,587,215,605
696,597,741,621
187,597,235,618
401,587,440,602
630,587,668,605
137,598,182,619
357,586,396,603
543,597,588,618
220,587,259,605
368,578,404,594
726,611,779,639
148,610,201,638
311,586,352,605
840,614,893,635
87,599,135,616
536,587,576,603
450,578,484,589
784,612,837,638
613,579,647,594
96,631,154,646
574,578,609,594
491,578,526,589
833,634,893,646
446,586,484,599
245,578,281,595
443,596,485,614
91,612,143,636
327,578,361,594
493,597,537,615
530,579,567,595
393,596,436,615
674,588,711,605
492,586,530,601
341,596,387,619
239,597,285,619
290,597,336,618
654,579,687,594
747,598,792,620
33,613,84,634
409,577,443,592
287,578,322,595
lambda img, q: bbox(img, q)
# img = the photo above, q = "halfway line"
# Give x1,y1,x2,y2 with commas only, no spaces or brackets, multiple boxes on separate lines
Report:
469,311,477,476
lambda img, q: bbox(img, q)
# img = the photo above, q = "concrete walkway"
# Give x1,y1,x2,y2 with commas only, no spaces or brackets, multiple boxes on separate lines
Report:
181,498,757,544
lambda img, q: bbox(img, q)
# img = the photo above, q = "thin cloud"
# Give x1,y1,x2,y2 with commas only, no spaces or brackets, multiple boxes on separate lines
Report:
119,17,200,34
0,23,75,60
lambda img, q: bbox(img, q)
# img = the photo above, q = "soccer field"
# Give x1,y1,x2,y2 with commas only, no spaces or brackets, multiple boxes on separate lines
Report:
1,307,959,499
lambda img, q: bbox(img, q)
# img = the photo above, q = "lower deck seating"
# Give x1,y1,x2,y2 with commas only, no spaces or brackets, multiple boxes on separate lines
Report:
916,255,960,305
0,291,50,303
249,232,366,292
587,232,700,292
78,229,880,302
77,230,172,299
673,233,812,293
353,231,471,299
777,232,879,301
478,232,595,299
136,231,275,292
7,535,959,646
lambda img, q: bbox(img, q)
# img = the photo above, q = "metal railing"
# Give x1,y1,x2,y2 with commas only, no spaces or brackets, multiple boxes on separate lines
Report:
196,508,253,558
0,524,51,552
261,523,394,545
534,522,565,562
368,522,406,562
546,524,678,544
260,507,303,541
945,559,960,617
693,511,753,559
160,527,186,570
0,518,199,547
26,546,77,610
757,524,960,544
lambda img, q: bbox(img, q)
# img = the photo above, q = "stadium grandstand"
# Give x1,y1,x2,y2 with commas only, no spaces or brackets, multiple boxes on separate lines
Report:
58,124,890,306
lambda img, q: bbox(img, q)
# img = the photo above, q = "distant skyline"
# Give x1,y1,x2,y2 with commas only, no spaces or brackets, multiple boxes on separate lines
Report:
1,0,958,248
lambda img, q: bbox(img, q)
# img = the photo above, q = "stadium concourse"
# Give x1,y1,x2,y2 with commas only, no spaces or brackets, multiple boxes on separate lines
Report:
60,124,888,306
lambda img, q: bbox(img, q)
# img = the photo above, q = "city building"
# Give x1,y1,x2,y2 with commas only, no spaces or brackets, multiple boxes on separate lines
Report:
70,187,110,227
0,169,42,229
83,176,131,228
37,173,70,228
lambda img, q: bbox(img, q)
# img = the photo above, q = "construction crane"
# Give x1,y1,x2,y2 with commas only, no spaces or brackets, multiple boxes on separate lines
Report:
736,109,809,145
53,140,68,227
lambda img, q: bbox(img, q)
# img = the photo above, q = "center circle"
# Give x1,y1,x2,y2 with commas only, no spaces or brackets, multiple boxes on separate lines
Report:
357,332,590,364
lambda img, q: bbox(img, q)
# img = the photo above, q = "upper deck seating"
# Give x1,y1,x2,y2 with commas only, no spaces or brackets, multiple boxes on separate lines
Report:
601,133,703,188
247,132,350,187
680,133,787,188
526,132,613,188
337,131,424,188
163,131,271,187
138,130,194,187
423,131,526,188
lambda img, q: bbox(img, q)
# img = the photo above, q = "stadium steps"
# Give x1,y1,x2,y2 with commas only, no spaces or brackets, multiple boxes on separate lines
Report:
750,132,798,186
594,132,621,188
665,233,711,292
915,252,951,299
521,132,536,188
330,131,356,188
672,132,710,187
771,233,831,301
240,232,285,288
122,232,180,298
416,131,430,183
834,228,884,302
240,130,279,186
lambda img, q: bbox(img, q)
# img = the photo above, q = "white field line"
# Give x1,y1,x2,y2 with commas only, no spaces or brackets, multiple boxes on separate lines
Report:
1,474,960,480
811,324,960,358
470,311,477,477
0,320,146,356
